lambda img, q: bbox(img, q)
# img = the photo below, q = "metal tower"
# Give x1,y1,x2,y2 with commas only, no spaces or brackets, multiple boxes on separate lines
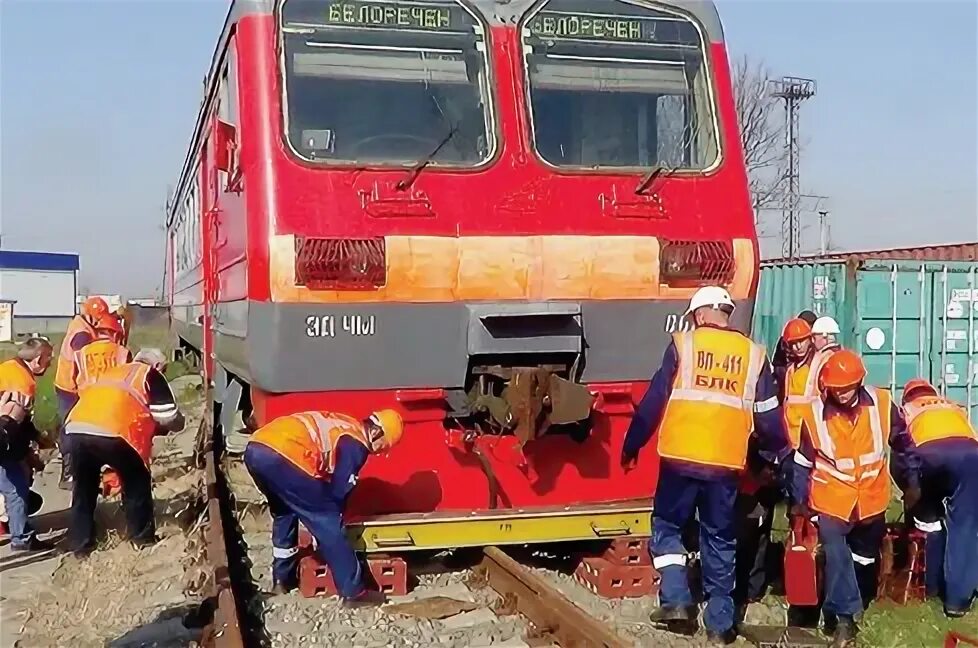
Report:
769,77,816,259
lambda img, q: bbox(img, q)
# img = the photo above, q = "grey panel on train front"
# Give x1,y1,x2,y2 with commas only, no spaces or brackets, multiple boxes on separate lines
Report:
467,303,582,356
242,300,753,393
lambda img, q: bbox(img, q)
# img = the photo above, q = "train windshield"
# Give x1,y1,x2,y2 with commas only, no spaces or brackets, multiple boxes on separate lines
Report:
280,0,494,166
522,0,719,170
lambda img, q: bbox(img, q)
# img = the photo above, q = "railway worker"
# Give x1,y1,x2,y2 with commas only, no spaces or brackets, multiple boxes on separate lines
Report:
621,285,790,644
891,379,978,618
243,409,405,606
73,314,131,390
64,348,185,556
789,350,921,646
0,338,55,553
772,310,819,389
54,295,111,489
811,315,841,351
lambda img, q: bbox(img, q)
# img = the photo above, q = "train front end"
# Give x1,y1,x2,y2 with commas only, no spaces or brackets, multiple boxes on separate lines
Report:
235,0,757,551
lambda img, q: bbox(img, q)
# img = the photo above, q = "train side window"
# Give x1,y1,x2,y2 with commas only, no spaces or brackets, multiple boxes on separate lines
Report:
217,42,242,193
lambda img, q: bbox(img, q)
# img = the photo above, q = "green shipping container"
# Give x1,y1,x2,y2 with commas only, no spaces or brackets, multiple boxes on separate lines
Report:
753,258,978,425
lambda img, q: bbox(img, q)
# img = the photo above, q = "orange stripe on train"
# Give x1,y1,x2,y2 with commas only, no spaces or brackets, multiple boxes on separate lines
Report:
269,235,755,303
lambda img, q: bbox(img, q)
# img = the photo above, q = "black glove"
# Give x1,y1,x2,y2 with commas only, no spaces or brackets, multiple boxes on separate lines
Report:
620,450,639,471
903,484,922,511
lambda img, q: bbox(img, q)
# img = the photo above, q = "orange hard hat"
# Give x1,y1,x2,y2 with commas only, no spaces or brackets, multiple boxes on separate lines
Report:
819,349,866,390
902,378,937,403
95,313,124,335
782,318,813,343
81,297,109,320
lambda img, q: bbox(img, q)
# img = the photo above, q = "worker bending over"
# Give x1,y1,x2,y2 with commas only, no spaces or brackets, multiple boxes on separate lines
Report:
790,350,920,646
244,409,404,606
54,296,110,488
892,379,978,618
0,338,54,552
622,286,790,645
65,349,184,556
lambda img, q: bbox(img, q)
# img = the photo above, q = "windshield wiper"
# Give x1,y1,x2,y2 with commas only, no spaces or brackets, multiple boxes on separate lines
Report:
396,125,459,192
634,164,678,196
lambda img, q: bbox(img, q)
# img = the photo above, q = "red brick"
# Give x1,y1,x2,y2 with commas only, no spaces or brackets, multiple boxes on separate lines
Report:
602,538,651,566
574,556,659,599
297,554,408,598
298,555,338,598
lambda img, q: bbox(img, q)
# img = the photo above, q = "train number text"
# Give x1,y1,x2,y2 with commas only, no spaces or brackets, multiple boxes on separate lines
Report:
305,314,377,338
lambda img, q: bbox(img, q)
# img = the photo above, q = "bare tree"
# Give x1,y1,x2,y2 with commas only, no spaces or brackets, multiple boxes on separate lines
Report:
732,55,788,221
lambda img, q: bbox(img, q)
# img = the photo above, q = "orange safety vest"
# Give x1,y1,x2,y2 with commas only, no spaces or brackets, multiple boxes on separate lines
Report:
73,340,131,390
249,411,371,480
802,387,892,521
903,396,977,447
784,346,838,449
67,363,156,466
54,315,96,392
657,328,767,470
0,359,37,409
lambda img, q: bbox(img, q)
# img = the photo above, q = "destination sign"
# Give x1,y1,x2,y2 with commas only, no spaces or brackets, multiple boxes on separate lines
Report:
323,1,464,31
528,11,697,45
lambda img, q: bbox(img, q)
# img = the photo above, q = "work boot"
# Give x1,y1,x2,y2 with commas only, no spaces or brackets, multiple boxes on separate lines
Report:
945,605,972,619
649,605,698,635
706,628,737,646
58,460,73,491
829,616,858,648
270,581,295,596
10,537,55,553
343,590,387,608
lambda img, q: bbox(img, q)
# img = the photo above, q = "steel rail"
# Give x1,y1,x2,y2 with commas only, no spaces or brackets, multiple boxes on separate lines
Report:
201,425,246,648
480,546,632,648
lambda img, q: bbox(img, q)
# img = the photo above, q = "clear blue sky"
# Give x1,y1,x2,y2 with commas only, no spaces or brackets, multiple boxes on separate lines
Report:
1,0,975,295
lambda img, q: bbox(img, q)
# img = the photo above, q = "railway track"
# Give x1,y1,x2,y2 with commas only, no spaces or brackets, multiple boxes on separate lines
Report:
197,422,634,648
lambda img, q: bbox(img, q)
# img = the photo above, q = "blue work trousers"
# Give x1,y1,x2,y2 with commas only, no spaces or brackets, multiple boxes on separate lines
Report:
818,514,885,618
650,462,739,634
895,441,978,611
243,443,364,598
0,459,35,546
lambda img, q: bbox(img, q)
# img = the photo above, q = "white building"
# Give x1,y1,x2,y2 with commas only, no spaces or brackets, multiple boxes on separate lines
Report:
0,250,80,335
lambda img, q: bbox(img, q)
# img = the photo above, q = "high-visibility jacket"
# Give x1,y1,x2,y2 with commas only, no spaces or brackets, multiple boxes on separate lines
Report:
67,363,156,466
801,387,892,521
657,328,767,470
0,359,37,409
784,346,838,448
54,315,96,393
249,411,371,480
903,396,977,447
73,340,130,390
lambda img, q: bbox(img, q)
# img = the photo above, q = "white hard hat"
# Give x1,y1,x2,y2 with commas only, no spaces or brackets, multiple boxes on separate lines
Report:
812,316,840,335
685,286,736,315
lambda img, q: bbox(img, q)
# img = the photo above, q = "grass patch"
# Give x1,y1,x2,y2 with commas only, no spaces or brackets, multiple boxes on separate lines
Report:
0,326,190,433
859,598,978,647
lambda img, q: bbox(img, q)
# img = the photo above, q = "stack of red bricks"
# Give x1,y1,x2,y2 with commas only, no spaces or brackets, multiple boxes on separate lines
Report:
574,537,660,599
296,527,408,598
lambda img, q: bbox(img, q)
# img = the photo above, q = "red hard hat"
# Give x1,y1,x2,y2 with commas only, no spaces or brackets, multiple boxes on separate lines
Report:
95,313,124,335
902,378,937,403
81,297,109,320
782,318,813,343
819,349,866,390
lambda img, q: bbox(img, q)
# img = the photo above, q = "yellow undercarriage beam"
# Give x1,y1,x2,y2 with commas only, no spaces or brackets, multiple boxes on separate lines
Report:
346,501,653,553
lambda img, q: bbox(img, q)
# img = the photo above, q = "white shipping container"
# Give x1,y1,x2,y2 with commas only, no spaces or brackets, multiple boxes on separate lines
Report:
0,268,76,317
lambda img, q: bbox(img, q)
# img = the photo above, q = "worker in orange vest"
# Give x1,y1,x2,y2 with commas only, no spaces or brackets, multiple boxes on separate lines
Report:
244,409,405,606
892,379,978,618
55,296,110,489
73,314,131,390
622,286,791,644
64,348,185,556
789,350,921,646
0,338,54,552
